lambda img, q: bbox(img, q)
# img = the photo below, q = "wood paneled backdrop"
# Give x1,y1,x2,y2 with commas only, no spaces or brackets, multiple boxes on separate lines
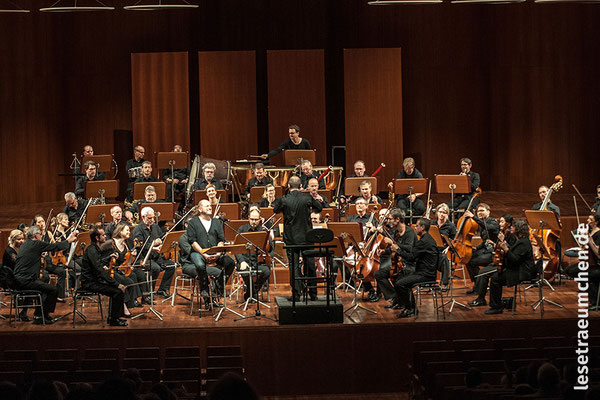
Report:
1,2,599,206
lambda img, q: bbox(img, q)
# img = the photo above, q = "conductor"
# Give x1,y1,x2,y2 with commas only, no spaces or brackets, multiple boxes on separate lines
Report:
273,175,323,301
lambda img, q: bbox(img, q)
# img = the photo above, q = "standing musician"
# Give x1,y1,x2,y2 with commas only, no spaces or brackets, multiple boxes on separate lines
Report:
463,203,500,294
565,213,600,310
13,226,78,325
484,219,536,315
206,184,223,208
394,218,439,318
106,205,130,239
245,162,273,194
125,145,146,200
193,162,225,191
307,178,329,207
80,226,128,326
373,209,418,308
187,200,236,302
235,209,272,301
31,214,68,302
259,184,278,208
593,185,600,213
260,124,311,160
448,158,481,211
75,161,105,198
352,180,382,205
533,185,561,218
162,144,189,198
299,160,325,190
273,175,323,301
3,229,25,271
432,203,457,287
131,207,174,298
82,145,106,179
468,214,517,307
127,185,161,219
63,192,87,225
388,157,426,216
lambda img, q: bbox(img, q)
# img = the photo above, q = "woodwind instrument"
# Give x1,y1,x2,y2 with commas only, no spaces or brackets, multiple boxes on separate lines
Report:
317,166,333,182
371,163,385,177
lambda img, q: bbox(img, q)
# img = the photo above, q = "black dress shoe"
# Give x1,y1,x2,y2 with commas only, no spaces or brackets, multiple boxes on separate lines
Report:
484,308,503,315
33,315,56,325
132,300,143,308
368,292,382,302
18,311,30,322
397,308,416,318
108,318,128,326
142,296,155,305
468,299,487,307
384,298,398,309
465,287,476,295
123,313,132,318
155,290,170,298
287,295,300,302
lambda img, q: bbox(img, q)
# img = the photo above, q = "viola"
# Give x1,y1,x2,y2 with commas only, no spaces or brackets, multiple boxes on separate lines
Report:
447,188,482,265
108,254,118,279
51,250,67,265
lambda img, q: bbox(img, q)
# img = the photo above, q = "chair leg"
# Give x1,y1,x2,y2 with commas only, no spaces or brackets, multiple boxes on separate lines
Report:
99,295,105,327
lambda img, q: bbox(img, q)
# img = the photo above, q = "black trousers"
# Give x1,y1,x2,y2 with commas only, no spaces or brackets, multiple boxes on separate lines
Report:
473,264,496,300
113,272,141,307
466,248,494,283
81,281,124,320
394,272,433,310
45,263,67,298
17,279,59,317
189,253,236,295
397,197,426,218
448,194,479,212
374,258,395,300
488,271,508,310
287,249,316,298
149,258,176,293
237,263,271,296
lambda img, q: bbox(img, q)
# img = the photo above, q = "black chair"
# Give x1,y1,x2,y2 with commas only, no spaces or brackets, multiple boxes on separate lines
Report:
412,280,445,319
72,288,104,327
0,266,45,326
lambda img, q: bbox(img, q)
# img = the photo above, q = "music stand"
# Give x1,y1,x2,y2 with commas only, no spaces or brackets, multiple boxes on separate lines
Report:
440,234,471,313
284,149,316,166
156,151,189,202
223,220,248,243
394,178,428,224
213,203,240,220
87,204,115,226
428,225,444,247
525,210,564,316
85,180,119,202
140,202,175,222
435,174,471,223
326,222,363,294
156,230,185,304
345,177,377,197
134,182,167,201
82,154,114,176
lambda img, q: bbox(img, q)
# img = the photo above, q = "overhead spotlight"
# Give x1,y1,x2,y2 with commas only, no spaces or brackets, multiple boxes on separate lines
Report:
451,0,526,3
0,1,30,12
124,0,199,10
535,0,600,3
40,1,115,12
368,0,443,4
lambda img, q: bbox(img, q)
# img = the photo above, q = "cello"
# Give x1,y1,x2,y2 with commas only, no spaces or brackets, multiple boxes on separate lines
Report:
447,188,482,265
352,209,392,282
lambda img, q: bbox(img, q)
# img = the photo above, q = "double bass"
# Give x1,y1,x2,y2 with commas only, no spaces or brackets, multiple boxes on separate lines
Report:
447,188,482,266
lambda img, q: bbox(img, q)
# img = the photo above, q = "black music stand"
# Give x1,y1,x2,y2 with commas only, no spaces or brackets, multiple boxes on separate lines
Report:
525,210,564,316
284,149,316,166
156,151,189,202
85,180,119,202
394,178,428,224
157,230,186,305
87,204,115,226
435,174,471,223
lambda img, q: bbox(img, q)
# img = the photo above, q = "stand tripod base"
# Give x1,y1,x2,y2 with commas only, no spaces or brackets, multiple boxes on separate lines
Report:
132,306,164,321
440,299,471,313
344,302,377,320
532,297,563,311
215,305,244,321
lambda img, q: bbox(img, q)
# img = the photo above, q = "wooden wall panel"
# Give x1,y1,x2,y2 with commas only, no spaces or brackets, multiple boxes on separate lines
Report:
267,50,326,166
197,51,257,160
131,52,190,156
344,48,403,193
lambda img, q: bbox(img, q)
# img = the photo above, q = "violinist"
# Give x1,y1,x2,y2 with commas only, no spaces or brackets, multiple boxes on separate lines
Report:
533,186,561,218
3,229,25,271
110,222,148,308
593,185,600,213
206,184,223,208
394,218,439,318
31,214,68,302
63,192,87,225
299,160,325,190
565,213,600,310
484,219,536,315
259,184,278,208
373,209,418,307
106,205,130,239
432,204,456,287
352,180,382,205
51,213,70,242
125,145,146,200
388,157,426,216
307,178,329,207
80,226,128,326
51,212,81,290
193,162,224,191
448,158,480,211
131,207,175,298
463,203,500,294
245,162,273,194
468,214,517,307
260,124,311,160
74,161,105,198
234,209,272,301
162,144,189,199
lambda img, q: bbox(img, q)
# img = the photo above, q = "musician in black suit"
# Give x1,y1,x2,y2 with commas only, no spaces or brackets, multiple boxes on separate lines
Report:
388,157,426,217
125,145,146,201
394,218,438,318
260,124,311,160
74,161,105,198
245,163,273,195
273,175,323,301
464,203,500,294
63,192,87,225
485,219,536,314
299,160,325,190
193,162,224,191
532,185,561,218
187,200,235,299
307,178,329,208
448,157,481,211
82,145,107,179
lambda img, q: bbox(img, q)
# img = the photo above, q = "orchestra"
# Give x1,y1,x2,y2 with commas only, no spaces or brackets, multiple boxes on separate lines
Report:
2,135,597,329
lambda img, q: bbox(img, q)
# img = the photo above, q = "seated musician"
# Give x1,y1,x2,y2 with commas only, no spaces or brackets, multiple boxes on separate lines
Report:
80,226,128,326
260,124,311,160
125,145,146,200
463,203,499,294
31,214,68,302
388,157,426,217
136,161,159,184
52,212,81,289
448,157,480,211
234,208,272,301
532,185,561,218
187,200,236,302
63,192,87,225
75,161,105,198
193,162,224,191
593,185,600,214
352,180,382,205
432,203,457,287
484,219,536,315
259,184,278,208
82,145,106,179
468,214,517,307
307,178,329,208
206,184,224,208
127,185,161,220
162,144,189,198
245,162,273,195
394,218,439,318
565,213,600,311
299,160,325,190
13,226,78,324
348,160,366,178
372,209,418,307
3,229,25,271
105,205,129,239
131,207,175,298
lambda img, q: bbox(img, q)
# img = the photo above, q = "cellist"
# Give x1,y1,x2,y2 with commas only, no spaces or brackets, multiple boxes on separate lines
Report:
533,186,561,218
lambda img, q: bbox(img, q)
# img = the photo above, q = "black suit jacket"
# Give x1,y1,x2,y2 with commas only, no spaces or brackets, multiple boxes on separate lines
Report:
273,190,323,245
503,237,535,286
532,202,561,219
398,232,438,279
186,217,225,249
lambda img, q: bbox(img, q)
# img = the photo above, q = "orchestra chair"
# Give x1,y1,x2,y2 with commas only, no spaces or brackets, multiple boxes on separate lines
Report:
0,265,45,326
170,268,200,316
412,280,445,319
72,288,105,328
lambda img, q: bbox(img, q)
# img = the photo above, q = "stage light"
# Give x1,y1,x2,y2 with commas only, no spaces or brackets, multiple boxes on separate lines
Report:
123,0,199,10
40,1,114,12
368,0,443,5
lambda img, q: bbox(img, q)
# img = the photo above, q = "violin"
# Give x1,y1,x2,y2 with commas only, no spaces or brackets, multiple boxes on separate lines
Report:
447,188,482,265
492,232,506,268
51,250,67,266
108,254,118,279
